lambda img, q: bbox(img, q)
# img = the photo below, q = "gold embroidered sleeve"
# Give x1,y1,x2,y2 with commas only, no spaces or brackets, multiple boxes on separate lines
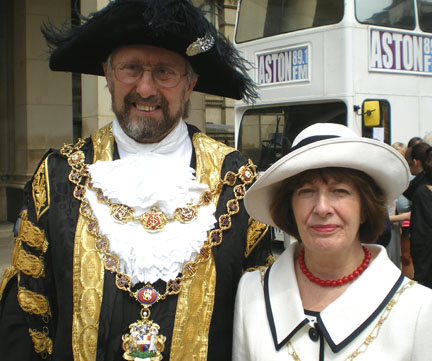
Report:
245,218,269,258
17,210,48,253
15,248,45,278
5,210,47,280
242,255,275,274
0,224,21,300
17,286,51,317
0,266,18,302
32,156,51,221
29,328,53,357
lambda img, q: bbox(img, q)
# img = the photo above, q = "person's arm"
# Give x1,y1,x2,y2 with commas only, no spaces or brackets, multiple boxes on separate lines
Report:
0,153,54,360
0,275,40,360
389,212,411,223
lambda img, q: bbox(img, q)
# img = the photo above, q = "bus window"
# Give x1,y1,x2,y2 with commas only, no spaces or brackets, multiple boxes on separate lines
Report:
355,0,415,30
238,102,347,170
418,0,432,33
235,0,343,43
361,100,391,144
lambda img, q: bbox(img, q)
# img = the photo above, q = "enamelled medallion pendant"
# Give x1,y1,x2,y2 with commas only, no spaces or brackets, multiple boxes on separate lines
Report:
140,207,168,232
122,287,166,360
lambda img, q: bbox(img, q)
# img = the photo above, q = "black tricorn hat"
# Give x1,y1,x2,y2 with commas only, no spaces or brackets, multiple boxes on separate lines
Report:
41,0,258,102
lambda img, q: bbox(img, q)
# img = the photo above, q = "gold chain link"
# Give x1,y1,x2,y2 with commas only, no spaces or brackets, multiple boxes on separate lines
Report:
60,139,258,308
285,280,416,361
87,176,219,231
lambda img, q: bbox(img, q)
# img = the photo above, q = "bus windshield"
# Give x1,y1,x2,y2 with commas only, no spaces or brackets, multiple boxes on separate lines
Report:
237,102,347,170
235,0,343,43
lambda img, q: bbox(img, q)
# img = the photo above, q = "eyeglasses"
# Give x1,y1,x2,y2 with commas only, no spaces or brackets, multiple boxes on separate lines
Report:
112,62,187,88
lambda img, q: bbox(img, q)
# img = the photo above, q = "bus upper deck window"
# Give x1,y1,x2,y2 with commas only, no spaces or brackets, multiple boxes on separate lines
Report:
418,0,432,33
355,0,415,30
235,0,343,43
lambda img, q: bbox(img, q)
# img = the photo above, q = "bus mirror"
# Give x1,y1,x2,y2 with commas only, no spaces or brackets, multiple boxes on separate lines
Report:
362,101,381,127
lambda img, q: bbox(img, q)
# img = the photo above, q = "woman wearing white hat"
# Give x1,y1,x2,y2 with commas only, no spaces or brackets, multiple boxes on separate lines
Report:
233,123,432,360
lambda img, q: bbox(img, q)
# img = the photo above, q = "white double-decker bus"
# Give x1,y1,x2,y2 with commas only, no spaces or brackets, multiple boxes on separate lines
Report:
234,0,432,174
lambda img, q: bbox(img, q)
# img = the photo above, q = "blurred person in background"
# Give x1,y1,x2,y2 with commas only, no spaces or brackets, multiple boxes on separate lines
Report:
423,131,432,146
389,142,412,275
407,136,422,148
404,142,430,200
406,143,432,288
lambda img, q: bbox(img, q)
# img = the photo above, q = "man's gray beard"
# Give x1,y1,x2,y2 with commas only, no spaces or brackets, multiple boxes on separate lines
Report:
113,91,187,143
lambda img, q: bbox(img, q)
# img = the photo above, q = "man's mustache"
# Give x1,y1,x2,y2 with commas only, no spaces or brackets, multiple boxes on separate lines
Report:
124,93,162,105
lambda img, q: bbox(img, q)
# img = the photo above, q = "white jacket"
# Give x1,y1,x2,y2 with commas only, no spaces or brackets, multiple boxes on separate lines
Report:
233,243,432,361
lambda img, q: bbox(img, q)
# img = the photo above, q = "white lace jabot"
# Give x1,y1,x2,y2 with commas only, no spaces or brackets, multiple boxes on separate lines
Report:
85,120,216,284
112,117,192,162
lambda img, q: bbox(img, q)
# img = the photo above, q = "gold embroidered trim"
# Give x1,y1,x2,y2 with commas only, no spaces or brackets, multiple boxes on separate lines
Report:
192,132,236,205
72,216,104,361
18,288,51,316
245,218,269,258
243,255,275,275
170,253,216,360
170,133,239,361
91,123,115,163
60,125,113,361
15,248,45,278
0,234,23,301
266,255,276,267
0,266,18,301
29,328,53,358
32,156,50,221
17,210,48,253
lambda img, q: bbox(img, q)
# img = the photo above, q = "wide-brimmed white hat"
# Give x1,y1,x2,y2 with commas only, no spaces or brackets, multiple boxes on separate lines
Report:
244,123,410,228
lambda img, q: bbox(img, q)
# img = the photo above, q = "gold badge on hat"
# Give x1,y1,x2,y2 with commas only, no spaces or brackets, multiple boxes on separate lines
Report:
186,33,215,56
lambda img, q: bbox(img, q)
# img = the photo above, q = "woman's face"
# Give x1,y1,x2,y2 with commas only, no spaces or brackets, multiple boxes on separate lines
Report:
291,176,364,253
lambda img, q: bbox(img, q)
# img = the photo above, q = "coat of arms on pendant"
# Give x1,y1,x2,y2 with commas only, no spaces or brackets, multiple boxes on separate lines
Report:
122,318,166,360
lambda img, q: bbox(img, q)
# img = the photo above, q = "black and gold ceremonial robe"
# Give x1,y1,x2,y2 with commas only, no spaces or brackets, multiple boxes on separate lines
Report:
0,123,272,361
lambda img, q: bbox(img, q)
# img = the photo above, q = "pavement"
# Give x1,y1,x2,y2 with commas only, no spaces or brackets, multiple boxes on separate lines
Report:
0,222,14,276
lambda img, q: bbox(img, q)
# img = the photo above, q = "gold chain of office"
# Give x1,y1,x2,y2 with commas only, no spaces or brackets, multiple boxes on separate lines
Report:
60,138,258,359
60,138,257,303
87,178,216,232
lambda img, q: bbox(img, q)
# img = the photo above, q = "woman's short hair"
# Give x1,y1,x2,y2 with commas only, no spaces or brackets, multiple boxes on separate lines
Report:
410,142,431,167
269,167,387,243
391,142,406,156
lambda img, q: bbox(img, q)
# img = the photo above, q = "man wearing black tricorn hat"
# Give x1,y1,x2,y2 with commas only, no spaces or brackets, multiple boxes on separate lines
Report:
0,1,271,360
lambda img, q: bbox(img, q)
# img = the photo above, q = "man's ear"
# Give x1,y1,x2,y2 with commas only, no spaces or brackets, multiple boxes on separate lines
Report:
103,63,113,93
184,74,198,102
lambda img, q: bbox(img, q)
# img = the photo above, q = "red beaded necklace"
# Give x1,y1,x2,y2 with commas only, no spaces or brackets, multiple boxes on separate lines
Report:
298,246,371,287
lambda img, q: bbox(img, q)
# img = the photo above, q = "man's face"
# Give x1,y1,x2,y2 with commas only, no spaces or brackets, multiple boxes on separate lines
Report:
105,45,197,143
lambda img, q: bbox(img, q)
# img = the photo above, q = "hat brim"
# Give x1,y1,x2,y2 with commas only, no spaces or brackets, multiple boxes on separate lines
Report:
244,137,410,228
45,1,252,100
